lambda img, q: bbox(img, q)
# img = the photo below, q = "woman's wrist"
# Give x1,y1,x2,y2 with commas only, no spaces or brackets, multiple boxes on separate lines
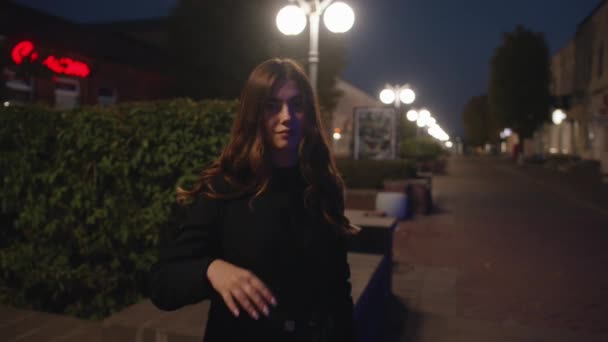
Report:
206,258,221,279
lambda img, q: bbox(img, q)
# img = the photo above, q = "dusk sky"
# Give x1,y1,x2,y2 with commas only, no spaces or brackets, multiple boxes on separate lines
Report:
13,0,601,136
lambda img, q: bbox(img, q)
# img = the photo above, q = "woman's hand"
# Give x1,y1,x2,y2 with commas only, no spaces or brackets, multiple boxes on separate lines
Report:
206,259,277,319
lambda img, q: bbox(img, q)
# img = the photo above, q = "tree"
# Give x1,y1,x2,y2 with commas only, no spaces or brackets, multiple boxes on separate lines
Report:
462,94,499,146
488,25,551,139
167,0,347,129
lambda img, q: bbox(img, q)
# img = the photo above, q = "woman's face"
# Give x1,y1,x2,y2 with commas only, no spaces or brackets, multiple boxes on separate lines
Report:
263,80,306,152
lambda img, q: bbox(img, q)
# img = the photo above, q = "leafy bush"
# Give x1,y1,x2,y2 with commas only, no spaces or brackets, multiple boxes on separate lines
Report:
399,136,447,161
0,99,234,319
336,158,417,189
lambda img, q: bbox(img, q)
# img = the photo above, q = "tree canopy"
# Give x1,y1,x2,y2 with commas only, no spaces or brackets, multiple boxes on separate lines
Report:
462,94,498,146
488,25,551,139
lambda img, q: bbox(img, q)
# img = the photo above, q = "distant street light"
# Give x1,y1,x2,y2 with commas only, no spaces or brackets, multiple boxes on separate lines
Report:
416,108,430,127
552,109,567,125
400,88,416,105
332,127,342,140
379,84,416,159
276,0,355,92
406,109,418,122
379,88,396,105
379,84,416,108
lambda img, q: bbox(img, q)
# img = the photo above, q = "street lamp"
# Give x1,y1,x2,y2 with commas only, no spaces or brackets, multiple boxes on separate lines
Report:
276,0,355,92
552,109,567,125
406,109,418,122
379,84,416,109
379,84,416,159
416,108,430,127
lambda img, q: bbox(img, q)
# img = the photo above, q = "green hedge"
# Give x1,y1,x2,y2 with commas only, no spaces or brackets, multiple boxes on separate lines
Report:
0,99,234,319
399,136,448,161
336,158,417,189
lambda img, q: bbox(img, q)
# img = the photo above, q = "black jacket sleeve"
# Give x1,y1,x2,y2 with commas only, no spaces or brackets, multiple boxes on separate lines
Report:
148,193,223,311
332,234,356,341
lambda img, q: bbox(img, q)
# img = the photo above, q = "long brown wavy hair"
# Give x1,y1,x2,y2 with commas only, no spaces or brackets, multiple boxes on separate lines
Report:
177,58,357,236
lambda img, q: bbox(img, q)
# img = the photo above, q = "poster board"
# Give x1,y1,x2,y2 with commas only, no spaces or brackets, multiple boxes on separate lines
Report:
353,107,396,160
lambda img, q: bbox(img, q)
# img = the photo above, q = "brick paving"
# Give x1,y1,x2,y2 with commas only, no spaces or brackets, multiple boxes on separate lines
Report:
386,156,608,342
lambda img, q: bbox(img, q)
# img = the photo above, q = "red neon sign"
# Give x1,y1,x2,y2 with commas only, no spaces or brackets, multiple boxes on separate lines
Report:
11,40,90,78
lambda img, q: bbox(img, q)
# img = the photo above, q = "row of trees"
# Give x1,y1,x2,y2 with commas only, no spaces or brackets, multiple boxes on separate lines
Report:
462,26,551,148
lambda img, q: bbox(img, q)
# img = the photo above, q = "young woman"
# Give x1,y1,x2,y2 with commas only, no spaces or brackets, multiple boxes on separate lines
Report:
149,58,357,342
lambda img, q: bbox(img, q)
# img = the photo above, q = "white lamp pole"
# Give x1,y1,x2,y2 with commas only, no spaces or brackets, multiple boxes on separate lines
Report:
379,84,416,159
276,0,355,93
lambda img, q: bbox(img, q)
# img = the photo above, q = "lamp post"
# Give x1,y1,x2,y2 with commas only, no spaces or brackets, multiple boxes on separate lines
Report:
551,108,576,155
276,0,355,93
379,84,416,159
379,84,416,109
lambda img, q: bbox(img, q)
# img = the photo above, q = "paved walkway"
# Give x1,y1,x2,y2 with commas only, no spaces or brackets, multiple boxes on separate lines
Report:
386,156,608,342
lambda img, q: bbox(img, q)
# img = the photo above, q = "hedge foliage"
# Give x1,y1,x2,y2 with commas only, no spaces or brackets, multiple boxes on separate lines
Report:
399,136,448,161
0,99,235,319
336,158,417,189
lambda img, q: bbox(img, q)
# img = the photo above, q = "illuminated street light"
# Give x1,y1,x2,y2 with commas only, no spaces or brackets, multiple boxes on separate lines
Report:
323,2,355,33
379,88,396,105
399,88,416,105
333,127,342,140
379,84,415,108
416,108,430,127
552,109,567,125
418,109,430,121
406,110,418,122
445,141,453,148
277,0,355,92
276,5,307,35
428,125,450,141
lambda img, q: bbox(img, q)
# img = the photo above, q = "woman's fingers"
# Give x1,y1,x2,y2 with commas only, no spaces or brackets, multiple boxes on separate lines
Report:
242,282,269,316
208,260,277,320
248,276,277,308
222,292,240,317
231,287,259,320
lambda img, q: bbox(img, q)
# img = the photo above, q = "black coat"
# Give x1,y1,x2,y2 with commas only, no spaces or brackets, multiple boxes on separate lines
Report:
148,165,355,342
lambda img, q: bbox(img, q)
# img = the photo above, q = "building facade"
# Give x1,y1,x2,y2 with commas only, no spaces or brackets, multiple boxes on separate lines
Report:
1,2,172,109
586,0,608,172
330,79,385,158
539,0,608,177
540,40,577,156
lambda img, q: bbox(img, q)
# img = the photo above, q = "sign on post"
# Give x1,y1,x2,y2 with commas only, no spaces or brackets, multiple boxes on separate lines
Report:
353,107,396,160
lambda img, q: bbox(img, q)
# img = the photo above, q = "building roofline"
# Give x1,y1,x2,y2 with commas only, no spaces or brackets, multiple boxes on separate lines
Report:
336,78,382,105
577,0,607,32
1,1,170,71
